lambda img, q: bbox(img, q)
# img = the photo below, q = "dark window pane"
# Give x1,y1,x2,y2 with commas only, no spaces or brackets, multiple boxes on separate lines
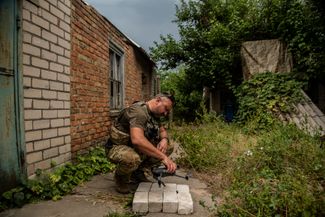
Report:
109,51,114,78
109,48,123,109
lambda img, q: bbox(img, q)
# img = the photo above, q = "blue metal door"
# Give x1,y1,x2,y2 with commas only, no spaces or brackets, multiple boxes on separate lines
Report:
0,0,24,193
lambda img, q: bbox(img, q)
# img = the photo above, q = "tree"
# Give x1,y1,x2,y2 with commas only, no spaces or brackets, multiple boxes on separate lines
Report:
158,68,202,122
150,0,325,119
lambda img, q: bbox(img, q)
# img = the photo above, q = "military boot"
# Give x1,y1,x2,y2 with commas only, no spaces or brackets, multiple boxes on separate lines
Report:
130,169,151,183
114,172,137,194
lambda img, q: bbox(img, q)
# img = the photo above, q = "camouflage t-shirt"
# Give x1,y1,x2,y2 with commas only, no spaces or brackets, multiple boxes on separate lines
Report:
115,102,161,145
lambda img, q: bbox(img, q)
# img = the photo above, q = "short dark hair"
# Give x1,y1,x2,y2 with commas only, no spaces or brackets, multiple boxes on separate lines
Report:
155,92,176,106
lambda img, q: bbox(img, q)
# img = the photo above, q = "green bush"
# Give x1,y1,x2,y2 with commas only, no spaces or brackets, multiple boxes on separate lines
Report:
218,122,325,216
0,147,115,210
235,72,303,128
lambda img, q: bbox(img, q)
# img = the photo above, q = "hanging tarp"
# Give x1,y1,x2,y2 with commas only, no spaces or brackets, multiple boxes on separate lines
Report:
241,39,293,80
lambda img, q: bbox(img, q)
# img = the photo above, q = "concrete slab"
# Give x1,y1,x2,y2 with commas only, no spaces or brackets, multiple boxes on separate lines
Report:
0,168,215,217
137,182,152,192
148,191,163,213
132,191,149,214
150,182,164,192
0,173,127,217
163,183,177,192
176,184,190,193
163,191,178,213
177,191,193,214
145,168,214,217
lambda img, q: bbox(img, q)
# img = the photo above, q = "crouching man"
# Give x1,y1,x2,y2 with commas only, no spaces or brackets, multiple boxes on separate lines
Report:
106,93,177,194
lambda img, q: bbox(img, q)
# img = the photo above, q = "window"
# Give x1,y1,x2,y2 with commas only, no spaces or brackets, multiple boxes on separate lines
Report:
109,44,124,110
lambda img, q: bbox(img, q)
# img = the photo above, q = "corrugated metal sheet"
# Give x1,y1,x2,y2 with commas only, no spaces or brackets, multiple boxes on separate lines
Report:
279,91,325,136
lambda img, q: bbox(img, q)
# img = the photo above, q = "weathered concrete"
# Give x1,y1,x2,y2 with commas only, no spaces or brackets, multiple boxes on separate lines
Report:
150,182,164,192
164,183,177,192
137,182,152,192
177,184,190,193
133,191,149,214
177,191,193,215
132,182,194,215
0,169,214,217
148,191,163,212
163,191,178,213
0,173,127,217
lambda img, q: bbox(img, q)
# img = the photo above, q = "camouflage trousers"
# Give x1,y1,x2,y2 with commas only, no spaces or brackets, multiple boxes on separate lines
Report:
107,142,174,177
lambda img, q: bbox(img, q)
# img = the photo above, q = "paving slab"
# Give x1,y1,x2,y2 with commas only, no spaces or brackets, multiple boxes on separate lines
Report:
133,191,149,214
150,182,164,192
163,191,178,213
137,182,152,192
148,191,163,212
0,169,214,217
133,182,194,215
0,173,128,217
176,184,190,193
177,191,193,215
145,169,214,217
163,183,177,192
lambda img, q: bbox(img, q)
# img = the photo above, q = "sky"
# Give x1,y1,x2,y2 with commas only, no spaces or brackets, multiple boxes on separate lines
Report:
84,0,180,52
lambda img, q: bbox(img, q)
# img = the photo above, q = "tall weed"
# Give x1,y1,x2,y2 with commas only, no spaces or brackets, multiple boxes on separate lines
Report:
171,118,252,171
219,122,325,216
171,119,324,216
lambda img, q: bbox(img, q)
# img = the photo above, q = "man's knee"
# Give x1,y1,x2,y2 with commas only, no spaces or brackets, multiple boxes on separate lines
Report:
108,145,141,173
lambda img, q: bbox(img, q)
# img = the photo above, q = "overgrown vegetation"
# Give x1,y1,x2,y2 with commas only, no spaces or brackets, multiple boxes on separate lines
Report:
0,147,114,211
172,119,325,216
151,0,325,120
158,3,325,215
235,72,304,127
172,117,245,171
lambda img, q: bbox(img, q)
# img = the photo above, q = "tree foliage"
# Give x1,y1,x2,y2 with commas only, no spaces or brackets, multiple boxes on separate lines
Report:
150,0,325,120
159,68,202,122
235,72,303,127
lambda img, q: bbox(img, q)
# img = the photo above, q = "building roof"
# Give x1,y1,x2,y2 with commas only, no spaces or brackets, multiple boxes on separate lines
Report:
83,0,156,67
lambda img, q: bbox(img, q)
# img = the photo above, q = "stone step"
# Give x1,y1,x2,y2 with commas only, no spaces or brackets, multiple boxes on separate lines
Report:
132,191,148,214
132,182,193,215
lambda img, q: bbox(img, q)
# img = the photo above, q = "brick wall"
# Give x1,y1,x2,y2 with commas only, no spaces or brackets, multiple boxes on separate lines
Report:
22,0,156,176
133,48,155,101
70,0,112,155
124,46,143,105
22,0,71,177
71,0,156,155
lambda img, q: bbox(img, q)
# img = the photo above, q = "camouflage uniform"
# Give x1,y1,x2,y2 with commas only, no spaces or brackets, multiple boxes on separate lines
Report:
107,102,174,182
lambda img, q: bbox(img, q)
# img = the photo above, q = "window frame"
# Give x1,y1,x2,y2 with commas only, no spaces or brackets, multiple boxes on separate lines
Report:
109,42,124,111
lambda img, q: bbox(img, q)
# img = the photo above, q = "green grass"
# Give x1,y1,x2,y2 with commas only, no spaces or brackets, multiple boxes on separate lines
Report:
171,118,325,216
104,212,141,217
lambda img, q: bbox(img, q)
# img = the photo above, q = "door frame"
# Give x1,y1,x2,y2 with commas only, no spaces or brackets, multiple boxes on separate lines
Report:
15,0,26,181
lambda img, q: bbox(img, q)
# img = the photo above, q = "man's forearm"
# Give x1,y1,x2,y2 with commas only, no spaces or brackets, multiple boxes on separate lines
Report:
136,137,166,160
159,127,168,141
131,127,167,160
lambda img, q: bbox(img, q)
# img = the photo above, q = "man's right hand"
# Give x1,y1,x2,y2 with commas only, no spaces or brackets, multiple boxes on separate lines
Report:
162,156,177,173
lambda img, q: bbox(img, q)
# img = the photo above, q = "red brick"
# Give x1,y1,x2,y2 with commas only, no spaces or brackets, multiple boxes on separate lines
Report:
70,0,155,155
